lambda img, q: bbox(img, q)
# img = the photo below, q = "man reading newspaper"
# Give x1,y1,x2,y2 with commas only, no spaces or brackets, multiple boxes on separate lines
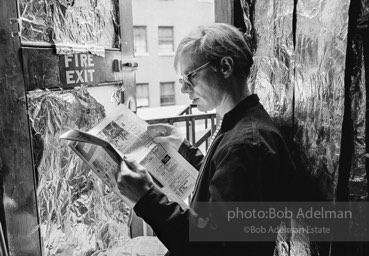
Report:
115,23,299,256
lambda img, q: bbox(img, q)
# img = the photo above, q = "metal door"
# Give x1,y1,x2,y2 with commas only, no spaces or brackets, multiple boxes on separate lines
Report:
0,0,136,255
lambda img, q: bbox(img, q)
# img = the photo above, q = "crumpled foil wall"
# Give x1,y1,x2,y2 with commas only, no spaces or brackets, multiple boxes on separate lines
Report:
248,0,295,125
348,0,369,201
245,0,350,199
27,88,131,256
243,0,352,254
294,0,350,200
348,35,366,201
19,0,120,56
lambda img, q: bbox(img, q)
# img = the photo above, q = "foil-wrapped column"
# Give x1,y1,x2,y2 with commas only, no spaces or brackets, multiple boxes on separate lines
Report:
248,0,295,125
348,0,369,201
294,0,350,199
364,1,369,202
28,88,131,256
348,34,366,201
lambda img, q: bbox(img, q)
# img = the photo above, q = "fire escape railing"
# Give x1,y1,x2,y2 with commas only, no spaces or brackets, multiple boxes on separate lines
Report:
145,104,217,151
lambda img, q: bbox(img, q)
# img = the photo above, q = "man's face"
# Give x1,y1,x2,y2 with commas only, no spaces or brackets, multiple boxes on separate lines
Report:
178,53,222,112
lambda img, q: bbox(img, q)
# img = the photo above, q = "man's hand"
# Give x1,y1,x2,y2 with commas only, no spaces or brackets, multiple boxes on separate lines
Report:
115,157,154,204
147,123,185,151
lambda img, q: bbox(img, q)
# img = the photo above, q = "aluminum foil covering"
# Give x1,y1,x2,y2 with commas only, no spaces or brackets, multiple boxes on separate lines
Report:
240,0,256,53
348,1,369,201
27,88,132,256
92,237,167,256
294,0,350,199
247,0,295,124
363,0,369,15
242,1,352,254
19,0,120,55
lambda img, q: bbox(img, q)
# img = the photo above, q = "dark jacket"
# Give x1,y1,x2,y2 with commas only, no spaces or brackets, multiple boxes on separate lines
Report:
134,94,297,256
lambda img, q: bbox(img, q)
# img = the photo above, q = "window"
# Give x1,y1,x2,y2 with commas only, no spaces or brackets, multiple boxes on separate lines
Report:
158,26,174,53
136,83,150,108
133,26,148,54
160,82,175,106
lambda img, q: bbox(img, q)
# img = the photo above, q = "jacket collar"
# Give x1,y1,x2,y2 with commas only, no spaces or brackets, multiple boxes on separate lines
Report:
220,94,260,132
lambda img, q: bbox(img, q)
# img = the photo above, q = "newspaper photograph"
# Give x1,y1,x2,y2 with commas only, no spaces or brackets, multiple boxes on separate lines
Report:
65,104,198,209
69,140,135,208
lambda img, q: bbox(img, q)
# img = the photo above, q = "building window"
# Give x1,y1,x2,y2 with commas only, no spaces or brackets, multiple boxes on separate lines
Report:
158,26,174,53
133,26,148,54
136,83,149,108
160,82,175,106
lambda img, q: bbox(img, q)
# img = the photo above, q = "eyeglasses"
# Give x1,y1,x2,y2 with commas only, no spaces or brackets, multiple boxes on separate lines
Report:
179,61,212,88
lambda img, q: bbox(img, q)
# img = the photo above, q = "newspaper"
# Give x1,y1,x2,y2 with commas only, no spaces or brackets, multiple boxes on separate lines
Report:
60,104,198,209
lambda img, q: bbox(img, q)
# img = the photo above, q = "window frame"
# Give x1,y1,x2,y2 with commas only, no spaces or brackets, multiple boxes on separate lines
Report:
160,81,176,106
133,25,148,56
158,26,175,54
136,83,150,108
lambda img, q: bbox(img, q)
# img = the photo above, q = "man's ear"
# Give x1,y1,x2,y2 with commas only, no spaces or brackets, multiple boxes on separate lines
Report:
219,56,234,78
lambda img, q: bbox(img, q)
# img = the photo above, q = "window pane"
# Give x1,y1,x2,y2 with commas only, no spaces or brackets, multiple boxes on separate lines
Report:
160,82,175,106
158,27,174,53
134,26,148,54
136,83,149,107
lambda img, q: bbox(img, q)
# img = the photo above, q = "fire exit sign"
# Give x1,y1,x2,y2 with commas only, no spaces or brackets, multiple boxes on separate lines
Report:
22,48,125,91
60,53,96,85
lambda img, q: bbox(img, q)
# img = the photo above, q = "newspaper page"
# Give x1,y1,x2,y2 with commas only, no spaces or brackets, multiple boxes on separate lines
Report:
68,140,136,207
69,104,198,209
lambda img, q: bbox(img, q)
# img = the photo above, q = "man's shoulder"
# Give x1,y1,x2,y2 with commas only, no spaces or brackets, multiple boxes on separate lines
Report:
224,109,282,145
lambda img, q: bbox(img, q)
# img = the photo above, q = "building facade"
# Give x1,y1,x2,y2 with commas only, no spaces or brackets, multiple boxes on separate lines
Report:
132,0,215,108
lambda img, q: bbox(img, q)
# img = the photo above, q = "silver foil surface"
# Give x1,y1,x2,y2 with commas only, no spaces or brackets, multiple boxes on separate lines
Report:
243,0,351,254
246,0,350,199
27,88,131,256
248,0,295,124
348,0,368,201
294,0,350,199
19,0,120,52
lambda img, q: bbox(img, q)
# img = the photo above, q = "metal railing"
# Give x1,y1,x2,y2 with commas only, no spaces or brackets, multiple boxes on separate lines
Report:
145,104,217,151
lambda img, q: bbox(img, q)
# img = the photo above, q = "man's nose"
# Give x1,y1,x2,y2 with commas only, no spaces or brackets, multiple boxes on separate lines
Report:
181,82,191,94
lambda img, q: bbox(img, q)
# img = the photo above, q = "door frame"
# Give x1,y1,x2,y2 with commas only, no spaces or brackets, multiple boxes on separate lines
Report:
0,0,134,255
